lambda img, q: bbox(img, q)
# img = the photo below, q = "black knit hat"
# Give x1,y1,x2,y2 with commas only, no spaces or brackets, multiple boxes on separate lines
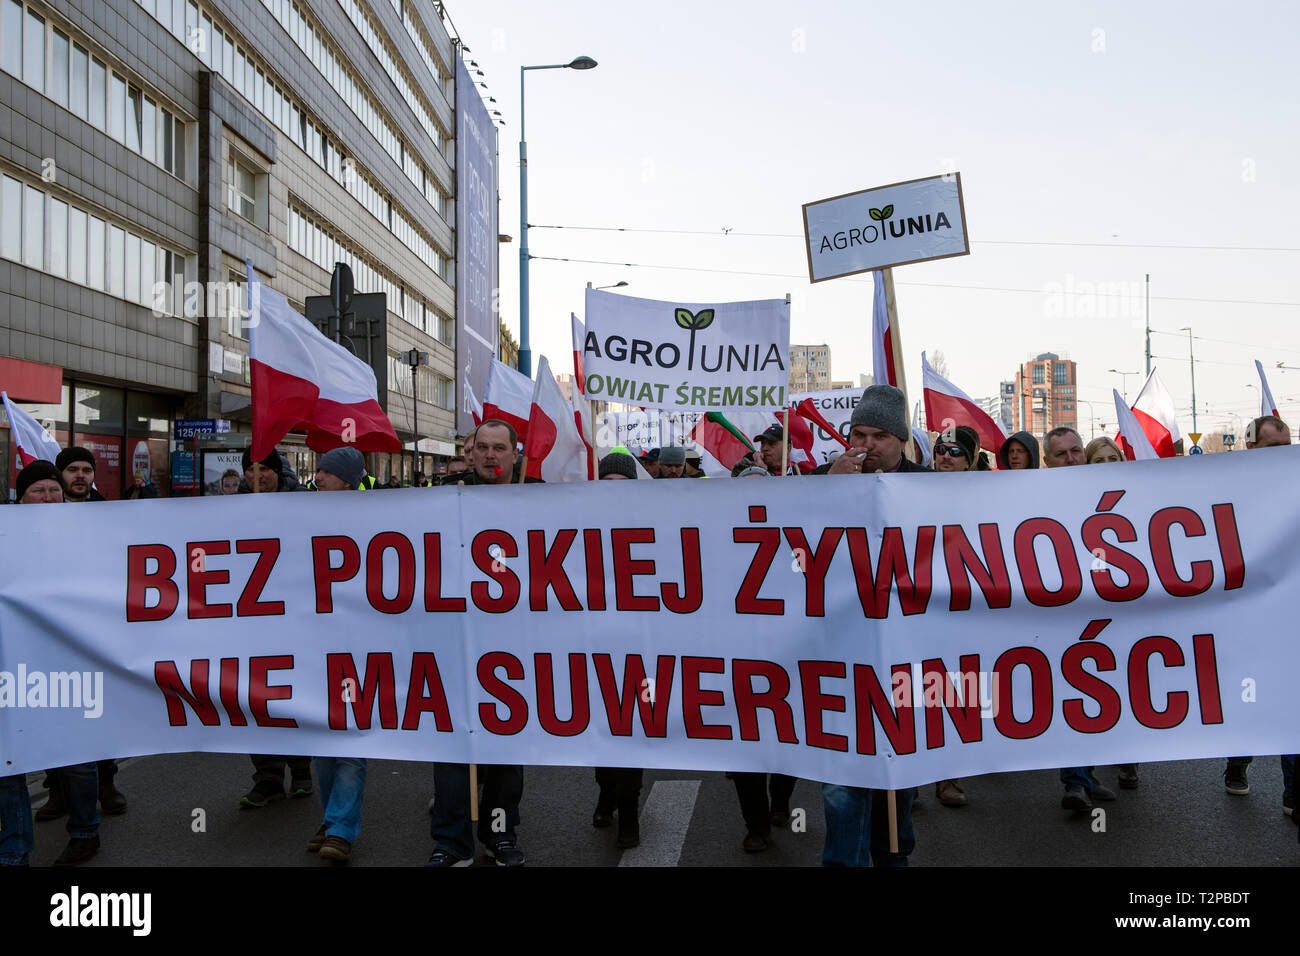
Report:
16,460,65,501
241,448,284,475
850,385,909,442
599,452,638,480
936,425,979,465
55,446,96,473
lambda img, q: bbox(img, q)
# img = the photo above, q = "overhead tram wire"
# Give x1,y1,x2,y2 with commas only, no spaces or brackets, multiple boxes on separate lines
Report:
528,254,1300,311
530,223,1300,253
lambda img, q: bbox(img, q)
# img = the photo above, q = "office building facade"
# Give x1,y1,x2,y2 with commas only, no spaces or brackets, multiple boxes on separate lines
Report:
1,0,469,495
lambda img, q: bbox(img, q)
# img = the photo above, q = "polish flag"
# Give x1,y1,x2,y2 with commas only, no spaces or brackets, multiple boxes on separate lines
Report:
571,313,586,394
464,378,483,428
2,391,61,465
793,398,849,450
1119,368,1181,459
246,268,399,460
1113,389,1158,460
525,356,589,483
871,270,902,388
774,409,816,473
483,358,535,444
691,412,755,472
921,351,1008,453
1255,360,1279,417
911,403,932,468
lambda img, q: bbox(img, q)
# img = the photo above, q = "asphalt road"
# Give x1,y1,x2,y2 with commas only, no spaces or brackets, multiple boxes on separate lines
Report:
24,754,1300,867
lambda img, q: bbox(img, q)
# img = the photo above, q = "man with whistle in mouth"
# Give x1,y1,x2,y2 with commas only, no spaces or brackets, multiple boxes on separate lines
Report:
453,419,542,486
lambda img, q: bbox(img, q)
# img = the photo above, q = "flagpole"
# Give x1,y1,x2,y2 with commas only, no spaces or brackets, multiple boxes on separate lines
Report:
881,269,913,461
782,292,792,475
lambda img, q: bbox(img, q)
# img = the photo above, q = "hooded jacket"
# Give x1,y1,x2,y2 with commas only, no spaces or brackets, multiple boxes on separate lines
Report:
998,431,1041,470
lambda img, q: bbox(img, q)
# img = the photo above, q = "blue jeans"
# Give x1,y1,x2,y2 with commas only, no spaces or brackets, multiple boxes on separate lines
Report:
1060,766,1098,791
0,775,34,866
314,757,367,844
429,764,522,860
48,763,99,838
821,784,915,867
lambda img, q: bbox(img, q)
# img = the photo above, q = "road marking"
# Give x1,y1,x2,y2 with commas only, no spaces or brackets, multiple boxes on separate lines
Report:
618,779,701,867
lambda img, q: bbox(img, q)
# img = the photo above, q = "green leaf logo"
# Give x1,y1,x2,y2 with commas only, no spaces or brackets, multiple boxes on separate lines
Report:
694,308,715,330
675,308,695,329
869,208,884,221
881,204,894,219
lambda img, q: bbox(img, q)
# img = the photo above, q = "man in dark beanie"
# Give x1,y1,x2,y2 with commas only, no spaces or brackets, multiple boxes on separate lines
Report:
598,452,638,480
811,383,929,866
55,447,105,502
314,447,366,491
998,431,1040,470
239,448,284,493
656,445,686,478
41,450,127,818
236,444,312,806
15,460,65,502
932,425,980,474
814,384,930,477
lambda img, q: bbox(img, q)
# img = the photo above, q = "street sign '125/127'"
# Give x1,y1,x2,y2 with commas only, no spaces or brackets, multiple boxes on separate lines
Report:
801,173,970,282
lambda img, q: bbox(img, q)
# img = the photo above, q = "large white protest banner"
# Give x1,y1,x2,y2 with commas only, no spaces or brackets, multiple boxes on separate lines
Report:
789,388,863,464
581,288,790,412
2,449,1297,788
802,174,970,282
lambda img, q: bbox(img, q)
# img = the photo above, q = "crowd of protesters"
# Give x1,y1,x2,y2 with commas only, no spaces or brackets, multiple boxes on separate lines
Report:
1,384,1296,868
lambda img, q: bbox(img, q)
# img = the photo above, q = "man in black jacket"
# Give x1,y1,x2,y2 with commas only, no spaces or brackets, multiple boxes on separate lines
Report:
427,420,532,867
811,384,929,866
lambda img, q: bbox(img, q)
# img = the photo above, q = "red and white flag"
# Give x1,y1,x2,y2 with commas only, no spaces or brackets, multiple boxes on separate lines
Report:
483,358,535,443
247,268,400,460
871,270,902,388
1255,360,1279,418
571,313,586,395
774,409,816,473
1113,388,1158,460
525,356,589,484
1120,368,1181,459
464,379,483,428
921,351,1008,453
2,391,61,465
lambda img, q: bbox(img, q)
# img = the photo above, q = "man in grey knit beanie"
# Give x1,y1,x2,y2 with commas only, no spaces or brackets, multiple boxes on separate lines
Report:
812,384,929,476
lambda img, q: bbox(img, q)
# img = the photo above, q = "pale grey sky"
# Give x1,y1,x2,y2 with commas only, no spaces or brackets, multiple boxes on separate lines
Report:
448,0,1300,438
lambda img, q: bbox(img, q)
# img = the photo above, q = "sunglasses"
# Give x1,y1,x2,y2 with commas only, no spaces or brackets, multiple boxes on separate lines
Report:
934,443,969,459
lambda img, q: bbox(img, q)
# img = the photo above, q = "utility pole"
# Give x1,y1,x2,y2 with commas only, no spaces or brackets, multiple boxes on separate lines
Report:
1186,328,1198,433
403,349,429,480
1144,273,1151,375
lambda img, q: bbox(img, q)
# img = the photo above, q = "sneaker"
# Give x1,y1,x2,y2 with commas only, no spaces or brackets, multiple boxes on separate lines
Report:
35,788,67,822
306,825,328,853
1283,792,1295,817
52,836,100,867
1061,785,1091,811
424,848,473,868
318,835,351,864
1224,766,1250,795
742,830,770,853
487,840,525,867
1118,764,1140,790
240,780,286,809
98,782,128,815
289,775,313,799
769,804,791,827
1089,782,1117,802
936,779,969,808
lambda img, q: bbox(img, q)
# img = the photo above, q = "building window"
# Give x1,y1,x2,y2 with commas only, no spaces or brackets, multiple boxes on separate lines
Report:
1032,365,1044,385
22,6,41,91
226,154,257,223
1053,363,1068,385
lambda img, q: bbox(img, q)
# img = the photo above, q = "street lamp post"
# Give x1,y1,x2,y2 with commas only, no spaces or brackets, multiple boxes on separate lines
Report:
519,55,598,378
1108,368,1140,403
1179,326,1197,433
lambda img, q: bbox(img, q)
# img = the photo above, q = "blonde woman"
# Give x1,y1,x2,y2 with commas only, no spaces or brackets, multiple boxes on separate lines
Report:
1085,437,1125,464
